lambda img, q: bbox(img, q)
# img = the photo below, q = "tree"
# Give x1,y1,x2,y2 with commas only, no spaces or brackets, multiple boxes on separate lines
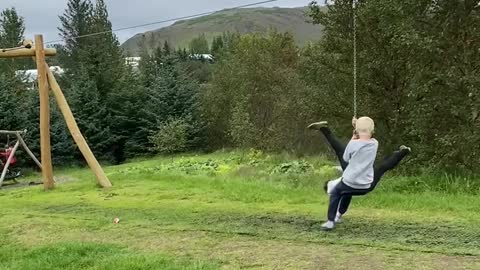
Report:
163,40,171,55
0,8,24,48
211,35,224,56
68,68,114,161
149,118,189,154
58,0,94,71
58,0,137,163
89,0,125,98
144,55,206,151
306,0,480,172
189,34,209,55
0,8,27,74
23,89,76,166
107,70,152,161
203,32,315,151
0,78,25,131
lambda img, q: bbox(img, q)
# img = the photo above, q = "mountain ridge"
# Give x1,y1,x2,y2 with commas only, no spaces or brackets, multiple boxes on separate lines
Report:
121,7,323,56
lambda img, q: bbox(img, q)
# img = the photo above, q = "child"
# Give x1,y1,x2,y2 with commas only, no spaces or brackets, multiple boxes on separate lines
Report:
310,117,378,230
309,119,411,225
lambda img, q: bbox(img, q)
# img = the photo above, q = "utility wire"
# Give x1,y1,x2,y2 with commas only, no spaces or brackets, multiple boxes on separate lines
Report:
44,0,278,45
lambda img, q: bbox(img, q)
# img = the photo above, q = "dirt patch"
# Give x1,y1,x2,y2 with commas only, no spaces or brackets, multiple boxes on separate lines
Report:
1,176,75,190
11,222,480,270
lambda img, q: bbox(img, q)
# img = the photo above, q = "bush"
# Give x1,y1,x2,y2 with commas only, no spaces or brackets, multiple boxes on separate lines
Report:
149,118,189,154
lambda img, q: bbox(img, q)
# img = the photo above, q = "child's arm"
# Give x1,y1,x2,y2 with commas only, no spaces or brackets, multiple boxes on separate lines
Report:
343,141,355,163
351,117,359,140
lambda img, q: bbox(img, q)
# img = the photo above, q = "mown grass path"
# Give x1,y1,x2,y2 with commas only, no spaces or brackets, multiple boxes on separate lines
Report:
1,153,479,269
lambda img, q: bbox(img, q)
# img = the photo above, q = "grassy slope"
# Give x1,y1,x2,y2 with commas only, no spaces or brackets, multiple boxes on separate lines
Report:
121,7,323,56
1,151,479,269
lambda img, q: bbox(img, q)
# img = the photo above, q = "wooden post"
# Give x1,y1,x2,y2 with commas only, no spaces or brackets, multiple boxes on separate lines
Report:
46,66,112,188
0,140,20,187
35,35,54,190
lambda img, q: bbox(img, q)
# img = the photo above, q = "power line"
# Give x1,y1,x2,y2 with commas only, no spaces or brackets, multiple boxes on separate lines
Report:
44,0,278,45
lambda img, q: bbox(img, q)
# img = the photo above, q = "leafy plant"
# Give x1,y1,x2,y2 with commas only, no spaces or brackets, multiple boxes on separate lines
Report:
150,118,189,154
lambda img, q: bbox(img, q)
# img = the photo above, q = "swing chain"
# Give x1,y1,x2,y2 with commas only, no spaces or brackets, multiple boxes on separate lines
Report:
353,0,358,118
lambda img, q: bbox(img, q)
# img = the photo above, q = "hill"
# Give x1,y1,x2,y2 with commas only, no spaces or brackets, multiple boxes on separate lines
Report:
121,7,323,56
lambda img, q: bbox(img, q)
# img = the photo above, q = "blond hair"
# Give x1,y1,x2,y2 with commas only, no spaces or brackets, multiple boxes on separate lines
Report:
355,116,375,136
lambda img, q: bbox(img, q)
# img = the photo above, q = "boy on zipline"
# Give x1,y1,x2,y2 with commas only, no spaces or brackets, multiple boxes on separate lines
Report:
308,117,411,230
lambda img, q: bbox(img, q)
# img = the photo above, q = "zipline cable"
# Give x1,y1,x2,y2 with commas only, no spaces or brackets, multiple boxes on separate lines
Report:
44,0,278,45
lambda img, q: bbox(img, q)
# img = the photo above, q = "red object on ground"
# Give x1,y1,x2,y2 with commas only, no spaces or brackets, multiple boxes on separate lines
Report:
0,147,17,165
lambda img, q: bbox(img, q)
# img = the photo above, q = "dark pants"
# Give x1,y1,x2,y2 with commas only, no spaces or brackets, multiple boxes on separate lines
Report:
319,127,409,220
328,180,369,221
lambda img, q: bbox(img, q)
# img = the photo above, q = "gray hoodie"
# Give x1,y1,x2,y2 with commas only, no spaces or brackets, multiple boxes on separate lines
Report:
342,138,378,189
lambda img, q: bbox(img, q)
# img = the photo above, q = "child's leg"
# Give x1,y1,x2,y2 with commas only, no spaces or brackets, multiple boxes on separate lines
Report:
371,148,410,190
337,149,409,215
337,195,352,215
327,182,365,221
327,190,344,222
319,127,348,170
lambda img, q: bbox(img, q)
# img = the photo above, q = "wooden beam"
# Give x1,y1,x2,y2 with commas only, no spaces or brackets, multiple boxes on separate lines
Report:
0,130,26,135
16,133,42,171
35,35,55,190
0,47,56,58
46,64,112,188
0,140,20,187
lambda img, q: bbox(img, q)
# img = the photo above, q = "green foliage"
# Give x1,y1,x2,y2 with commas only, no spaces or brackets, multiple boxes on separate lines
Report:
271,160,313,174
189,34,209,54
306,0,480,172
166,159,219,175
0,8,29,73
57,0,130,163
203,31,318,152
210,35,224,56
0,78,26,131
0,8,24,48
68,69,114,161
58,0,94,71
144,54,206,151
149,118,189,154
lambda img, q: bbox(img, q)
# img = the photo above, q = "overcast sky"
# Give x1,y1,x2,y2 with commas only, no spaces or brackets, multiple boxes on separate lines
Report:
1,0,312,44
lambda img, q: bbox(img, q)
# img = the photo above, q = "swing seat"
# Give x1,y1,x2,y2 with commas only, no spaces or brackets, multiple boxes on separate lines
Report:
3,169,21,181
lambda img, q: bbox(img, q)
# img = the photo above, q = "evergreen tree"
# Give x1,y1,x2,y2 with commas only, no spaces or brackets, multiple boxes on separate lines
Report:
163,40,171,55
144,55,206,151
0,78,25,131
58,0,132,162
189,34,209,55
0,8,26,74
68,68,114,161
58,0,94,72
89,0,125,98
23,90,76,166
0,8,24,48
210,35,224,56
108,69,152,161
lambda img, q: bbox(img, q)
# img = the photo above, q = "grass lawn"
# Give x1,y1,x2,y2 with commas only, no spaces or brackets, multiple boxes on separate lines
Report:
0,150,479,269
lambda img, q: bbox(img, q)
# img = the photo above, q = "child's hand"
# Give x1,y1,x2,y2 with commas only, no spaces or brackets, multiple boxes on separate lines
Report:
352,117,357,128
352,130,359,140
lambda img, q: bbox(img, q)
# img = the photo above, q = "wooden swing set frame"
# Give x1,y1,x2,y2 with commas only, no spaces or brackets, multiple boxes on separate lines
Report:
0,35,112,189
0,130,42,187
